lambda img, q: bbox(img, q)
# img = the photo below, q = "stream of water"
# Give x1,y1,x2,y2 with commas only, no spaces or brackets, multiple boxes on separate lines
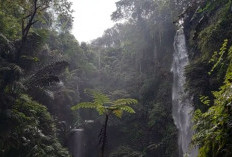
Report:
69,128,84,157
171,19,198,157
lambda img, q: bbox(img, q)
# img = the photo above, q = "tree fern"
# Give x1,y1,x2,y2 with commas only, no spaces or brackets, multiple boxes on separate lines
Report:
71,90,137,157
72,90,137,117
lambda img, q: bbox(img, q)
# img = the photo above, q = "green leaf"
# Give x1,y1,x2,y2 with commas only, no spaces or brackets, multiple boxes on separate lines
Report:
71,90,137,118
85,89,111,105
113,98,138,106
120,106,135,114
96,106,105,115
112,109,123,118
71,102,97,110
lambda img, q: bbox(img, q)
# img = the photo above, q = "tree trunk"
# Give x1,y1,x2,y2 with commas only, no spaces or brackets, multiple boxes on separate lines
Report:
17,0,38,62
100,114,108,157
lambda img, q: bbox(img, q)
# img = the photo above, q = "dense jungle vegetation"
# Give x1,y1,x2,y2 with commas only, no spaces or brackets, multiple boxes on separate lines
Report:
1,0,232,157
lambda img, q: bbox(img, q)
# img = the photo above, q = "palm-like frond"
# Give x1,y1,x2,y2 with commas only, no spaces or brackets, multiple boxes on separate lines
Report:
118,106,135,114
10,64,24,75
86,89,111,105
112,109,123,118
93,92,111,105
0,63,22,75
71,102,106,115
96,105,105,115
110,98,137,118
33,61,69,78
23,61,68,89
113,98,138,106
109,104,135,118
71,90,137,118
71,102,97,110
25,75,60,88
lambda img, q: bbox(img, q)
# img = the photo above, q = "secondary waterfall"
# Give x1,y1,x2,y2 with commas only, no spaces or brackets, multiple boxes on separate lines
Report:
171,19,198,157
68,128,85,157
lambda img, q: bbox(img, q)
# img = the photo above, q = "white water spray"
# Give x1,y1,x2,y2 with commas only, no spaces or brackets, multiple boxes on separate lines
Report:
69,128,85,157
171,19,198,157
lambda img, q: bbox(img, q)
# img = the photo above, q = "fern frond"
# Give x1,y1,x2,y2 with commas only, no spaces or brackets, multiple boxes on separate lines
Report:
25,75,60,88
0,67,11,73
71,102,97,111
119,106,135,114
113,98,138,106
9,63,24,75
112,109,123,118
96,106,105,115
86,89,111,105
94,92,111,105
27,87,55,101
33,61,69,78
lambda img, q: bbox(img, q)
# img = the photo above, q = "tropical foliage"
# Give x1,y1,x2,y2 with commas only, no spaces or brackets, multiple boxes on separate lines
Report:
71,90,137,117
192,41,232,157
1,0,232,156
0,94,70,157
71,90,137,157
182,1,232,156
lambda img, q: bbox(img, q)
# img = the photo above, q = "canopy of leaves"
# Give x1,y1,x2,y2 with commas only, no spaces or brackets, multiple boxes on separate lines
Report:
192,42,232,156
0,94,70,157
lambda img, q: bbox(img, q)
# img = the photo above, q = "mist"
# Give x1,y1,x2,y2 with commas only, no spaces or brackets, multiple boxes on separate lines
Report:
1,0,232,157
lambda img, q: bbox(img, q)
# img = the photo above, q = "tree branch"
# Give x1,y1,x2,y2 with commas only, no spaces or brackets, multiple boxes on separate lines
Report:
17,0,39,61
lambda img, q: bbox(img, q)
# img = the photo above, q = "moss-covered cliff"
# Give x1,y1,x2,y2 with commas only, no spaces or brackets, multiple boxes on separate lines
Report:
183,0,232,156
184,0,232,107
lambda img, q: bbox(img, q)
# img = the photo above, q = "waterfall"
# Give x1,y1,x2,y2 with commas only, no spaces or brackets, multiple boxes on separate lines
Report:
68,128,85,157
171,19,198,157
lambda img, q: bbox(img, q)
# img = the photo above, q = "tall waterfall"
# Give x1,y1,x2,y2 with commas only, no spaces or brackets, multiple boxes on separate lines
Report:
171,19,198,157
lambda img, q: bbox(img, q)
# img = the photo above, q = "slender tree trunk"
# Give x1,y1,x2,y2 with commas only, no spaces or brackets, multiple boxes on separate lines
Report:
100,114,108,157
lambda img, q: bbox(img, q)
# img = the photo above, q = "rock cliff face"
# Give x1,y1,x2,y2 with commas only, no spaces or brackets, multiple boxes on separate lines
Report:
180,1,232,156
181,0,232,108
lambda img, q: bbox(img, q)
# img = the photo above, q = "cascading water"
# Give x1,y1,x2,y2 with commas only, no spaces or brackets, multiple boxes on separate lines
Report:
68,128,85,157
171,19,198,157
